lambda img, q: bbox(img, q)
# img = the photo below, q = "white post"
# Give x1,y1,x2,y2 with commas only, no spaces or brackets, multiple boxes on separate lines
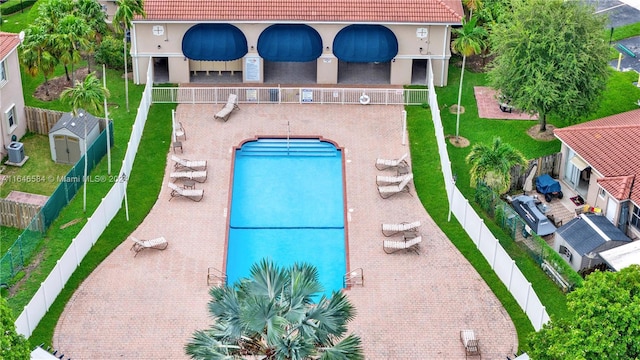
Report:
616,53,622,71
171,109,176,142
447,174,457,222
103,64,111,175
455,55,466,141
401,110,407,145
82,112,88,213
124,31,129,112
122,171,130,221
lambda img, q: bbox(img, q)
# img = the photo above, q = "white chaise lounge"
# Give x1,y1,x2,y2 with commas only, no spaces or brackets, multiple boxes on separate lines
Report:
214,94,240,121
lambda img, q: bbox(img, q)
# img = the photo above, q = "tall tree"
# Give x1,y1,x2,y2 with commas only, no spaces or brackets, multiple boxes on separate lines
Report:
113,0,146,112
488,0,609,131
21,25,57,96
185,259,363,360
462,0,483,19
74,0,108,73
528,265,640,359
53,14,91,85
0,296,31,359
465,137,527,194
37,0,75,81
451,16,487,142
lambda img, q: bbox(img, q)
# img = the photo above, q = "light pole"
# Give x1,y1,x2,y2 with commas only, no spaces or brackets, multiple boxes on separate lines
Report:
81,112,88,212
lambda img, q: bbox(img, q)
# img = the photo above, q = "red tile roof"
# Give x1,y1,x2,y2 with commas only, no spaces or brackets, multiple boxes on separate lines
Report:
554,109,640,204
0,32,20,61
140,0,464,23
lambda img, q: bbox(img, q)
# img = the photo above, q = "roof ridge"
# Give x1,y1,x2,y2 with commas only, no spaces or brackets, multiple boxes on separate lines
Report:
555,123,640,132
435,0,465,20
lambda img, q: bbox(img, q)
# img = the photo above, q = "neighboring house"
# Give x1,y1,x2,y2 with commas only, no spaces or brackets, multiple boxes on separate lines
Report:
553,213,632,272
0,31,27,160
108,0,463,86
554,109,640,240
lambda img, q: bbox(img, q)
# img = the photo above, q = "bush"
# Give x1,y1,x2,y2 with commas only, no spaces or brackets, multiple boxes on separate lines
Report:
0,0,37,15
95,35,130,71
0,296,31,359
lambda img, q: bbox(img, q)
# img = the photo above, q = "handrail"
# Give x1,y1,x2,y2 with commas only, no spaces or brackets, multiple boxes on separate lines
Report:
344,268,364,289
207,267,227,287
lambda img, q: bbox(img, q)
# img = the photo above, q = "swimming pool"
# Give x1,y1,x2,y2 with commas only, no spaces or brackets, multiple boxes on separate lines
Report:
226,138,347,297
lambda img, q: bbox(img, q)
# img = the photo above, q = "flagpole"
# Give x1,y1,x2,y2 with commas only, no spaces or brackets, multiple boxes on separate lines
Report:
103,64,111,175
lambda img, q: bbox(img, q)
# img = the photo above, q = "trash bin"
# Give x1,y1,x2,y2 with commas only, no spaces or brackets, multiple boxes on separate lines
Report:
269,89,279,102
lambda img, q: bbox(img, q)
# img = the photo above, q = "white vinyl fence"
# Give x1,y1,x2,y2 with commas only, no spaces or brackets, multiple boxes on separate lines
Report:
426,60,550,331
14,59,156,337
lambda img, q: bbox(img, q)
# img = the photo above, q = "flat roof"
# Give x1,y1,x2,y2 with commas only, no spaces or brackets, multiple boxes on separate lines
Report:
600,240,640,271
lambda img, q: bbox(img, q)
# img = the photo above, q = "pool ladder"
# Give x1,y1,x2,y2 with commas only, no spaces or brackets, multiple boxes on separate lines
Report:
344,268,364,289
207,267,227,287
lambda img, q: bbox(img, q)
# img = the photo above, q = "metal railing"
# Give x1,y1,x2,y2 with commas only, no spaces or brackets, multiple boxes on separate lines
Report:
152,86,428,106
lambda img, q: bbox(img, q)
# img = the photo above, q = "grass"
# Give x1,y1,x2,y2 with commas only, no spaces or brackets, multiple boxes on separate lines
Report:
0,3,32,33
610,22,640,42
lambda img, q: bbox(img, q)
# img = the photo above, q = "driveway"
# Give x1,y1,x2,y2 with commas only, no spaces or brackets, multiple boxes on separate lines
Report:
54,104,517,359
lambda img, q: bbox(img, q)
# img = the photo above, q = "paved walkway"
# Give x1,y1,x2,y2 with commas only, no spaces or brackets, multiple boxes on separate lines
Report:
54,104,517,359
474,87,538,120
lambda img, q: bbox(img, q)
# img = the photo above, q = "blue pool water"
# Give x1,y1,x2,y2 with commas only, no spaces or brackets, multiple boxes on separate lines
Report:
227,138,346,297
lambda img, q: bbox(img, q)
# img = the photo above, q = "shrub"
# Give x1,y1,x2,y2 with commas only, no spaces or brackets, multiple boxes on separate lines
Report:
0,0,37,15
95,35,129,70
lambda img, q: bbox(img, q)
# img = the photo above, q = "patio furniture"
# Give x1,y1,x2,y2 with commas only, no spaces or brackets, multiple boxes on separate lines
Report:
172,141,183,153
171,155,207,171
214,93,240,121
343,268,364,288
378,173,413,198
376,172,413,185
168,182,204,202
170,170,208,183
130,236,168,257
381,220,421,237
383,233,422,254
174,121,186,141
207,267,227,286
460,330,481,359
375,153,408,170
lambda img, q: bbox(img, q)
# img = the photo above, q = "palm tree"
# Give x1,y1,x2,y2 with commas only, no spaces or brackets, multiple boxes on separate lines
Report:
465,137,527,194
60,73,110,212
113,0,146,112
451,17,487,142
185,259,364,360
53,14,90,85
21,25,57,96
75,0,108,73
462,0,483,19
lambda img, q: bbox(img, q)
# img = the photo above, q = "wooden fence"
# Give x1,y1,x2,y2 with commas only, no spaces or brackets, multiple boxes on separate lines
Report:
509,152,563,193
24,107,65,135
0,199,43,230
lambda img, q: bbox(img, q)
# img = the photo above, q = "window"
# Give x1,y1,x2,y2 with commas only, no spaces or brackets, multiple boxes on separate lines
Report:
6,106,16,130
599,188,606,198
632,205,640,229
0,60,6,85
559,245,573,263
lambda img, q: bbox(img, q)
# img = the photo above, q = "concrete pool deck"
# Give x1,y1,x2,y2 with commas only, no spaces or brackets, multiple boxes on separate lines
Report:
54,104,517,359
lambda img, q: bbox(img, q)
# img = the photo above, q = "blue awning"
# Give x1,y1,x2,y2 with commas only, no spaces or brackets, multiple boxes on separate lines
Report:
333,25,398,63
182,24,248,61
258,24,322,62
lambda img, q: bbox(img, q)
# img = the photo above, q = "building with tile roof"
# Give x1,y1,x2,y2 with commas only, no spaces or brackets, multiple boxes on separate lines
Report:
0,31,27,159
554,108,640,241
112,0,464,86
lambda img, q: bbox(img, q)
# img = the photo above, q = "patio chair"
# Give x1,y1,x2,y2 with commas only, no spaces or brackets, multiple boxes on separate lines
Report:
383,234,422,254
171,155,207,171
376,172,413,185
129,236,168,257
168,182,204,202
460,330,481,359
170,170,208,183
381,220,421,237
214,93,240,122
378,173,413,198
174,121,186,141
375,153,408,170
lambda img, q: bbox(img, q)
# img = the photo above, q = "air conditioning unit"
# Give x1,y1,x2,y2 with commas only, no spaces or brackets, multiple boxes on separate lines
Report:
8,142,25,163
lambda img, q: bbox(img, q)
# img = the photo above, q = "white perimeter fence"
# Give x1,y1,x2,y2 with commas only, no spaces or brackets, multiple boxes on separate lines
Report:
14,58,155,337
426,60,550,331
14,58,548,338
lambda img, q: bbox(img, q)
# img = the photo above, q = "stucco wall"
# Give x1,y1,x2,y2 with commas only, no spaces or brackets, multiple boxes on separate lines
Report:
1,49,27,158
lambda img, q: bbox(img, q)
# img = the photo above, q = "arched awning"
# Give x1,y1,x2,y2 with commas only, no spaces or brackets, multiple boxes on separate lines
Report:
182,24,248,61
258,24,322,62
333,25,398,63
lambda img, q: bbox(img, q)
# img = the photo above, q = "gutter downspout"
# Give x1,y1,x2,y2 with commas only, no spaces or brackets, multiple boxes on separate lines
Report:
132,23,139,85
441,24,449,86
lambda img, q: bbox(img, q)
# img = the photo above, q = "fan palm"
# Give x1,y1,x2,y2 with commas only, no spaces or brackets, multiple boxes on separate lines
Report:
21,25,57,96
451,17,487,142
465,137,527,194
186,259,363,360
113,0,146,112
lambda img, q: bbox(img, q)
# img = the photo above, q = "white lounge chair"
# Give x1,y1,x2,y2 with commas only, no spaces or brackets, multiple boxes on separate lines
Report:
171,155,207,171
381,221,421,237
129,236,168,257
378,173,413,198
460,330,481,359
375,153,408,170
376,172,413,185
214,94,240,121
383,235,422,254
173,121,186,141
168,182,204,202
170,170,208,183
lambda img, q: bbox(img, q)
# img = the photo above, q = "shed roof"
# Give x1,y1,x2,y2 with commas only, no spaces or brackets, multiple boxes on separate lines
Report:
599,240,640,271
140,0,464,24
49,110,100,139
557,214,632,255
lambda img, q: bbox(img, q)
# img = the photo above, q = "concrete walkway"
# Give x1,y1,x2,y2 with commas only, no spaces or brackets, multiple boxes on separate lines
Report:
54,104,517,359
